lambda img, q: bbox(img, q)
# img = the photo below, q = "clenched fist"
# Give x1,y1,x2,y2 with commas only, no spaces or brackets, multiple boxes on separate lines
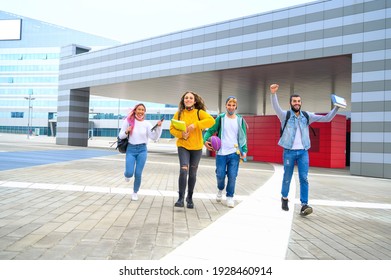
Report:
270,84,279,94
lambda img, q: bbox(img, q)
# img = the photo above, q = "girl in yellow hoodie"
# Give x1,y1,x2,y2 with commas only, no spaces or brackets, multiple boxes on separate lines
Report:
170,91,215,208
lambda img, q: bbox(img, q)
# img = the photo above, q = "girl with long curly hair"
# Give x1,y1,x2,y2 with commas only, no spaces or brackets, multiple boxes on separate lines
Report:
169,91,215,208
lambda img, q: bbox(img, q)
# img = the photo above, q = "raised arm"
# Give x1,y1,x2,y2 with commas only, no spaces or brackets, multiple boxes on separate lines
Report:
270,84,286,121
148,121,163,141
308,106,339,124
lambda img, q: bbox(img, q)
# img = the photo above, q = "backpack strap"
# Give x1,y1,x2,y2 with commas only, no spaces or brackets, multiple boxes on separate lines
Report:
280,111,291,137
302,111,316,136
302,111,309,125
280,110,316,137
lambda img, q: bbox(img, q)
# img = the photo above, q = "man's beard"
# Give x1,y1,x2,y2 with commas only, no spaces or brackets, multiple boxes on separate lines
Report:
291,105,301,113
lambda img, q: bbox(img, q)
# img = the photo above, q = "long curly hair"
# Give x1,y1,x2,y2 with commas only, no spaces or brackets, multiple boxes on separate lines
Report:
177,91,207,119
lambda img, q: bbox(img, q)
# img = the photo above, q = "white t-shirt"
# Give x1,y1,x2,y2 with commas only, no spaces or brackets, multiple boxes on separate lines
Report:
218,116,239,156
292,120,304,150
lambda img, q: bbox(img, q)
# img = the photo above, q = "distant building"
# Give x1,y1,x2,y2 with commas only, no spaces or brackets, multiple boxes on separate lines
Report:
0,10,173,138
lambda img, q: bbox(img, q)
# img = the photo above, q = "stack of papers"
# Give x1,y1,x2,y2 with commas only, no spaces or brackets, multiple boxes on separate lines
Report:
171,119,186,131
331,94,347,109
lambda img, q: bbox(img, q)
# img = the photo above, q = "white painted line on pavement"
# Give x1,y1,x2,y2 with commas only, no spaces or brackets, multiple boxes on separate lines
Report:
0,180,250,201
162,163,296,260
296,199,391,209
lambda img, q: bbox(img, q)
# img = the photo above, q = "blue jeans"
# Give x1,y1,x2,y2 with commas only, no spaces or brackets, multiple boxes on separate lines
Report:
281,149,309,205
124,143,147,193
216,153,240,197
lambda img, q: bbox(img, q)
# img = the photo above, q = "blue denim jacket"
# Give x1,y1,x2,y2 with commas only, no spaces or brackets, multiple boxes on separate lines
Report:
271,94,339,150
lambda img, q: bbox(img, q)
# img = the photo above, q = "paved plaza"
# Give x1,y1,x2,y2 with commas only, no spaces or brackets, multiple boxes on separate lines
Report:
0,133,390,260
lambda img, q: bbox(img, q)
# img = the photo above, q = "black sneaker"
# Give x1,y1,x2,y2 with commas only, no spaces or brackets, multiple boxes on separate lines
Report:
174,197,184,207
186,197,194,209
281,197,289,211
300,205,313,216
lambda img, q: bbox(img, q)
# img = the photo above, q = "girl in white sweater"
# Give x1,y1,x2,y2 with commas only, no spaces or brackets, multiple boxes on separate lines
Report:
118,103,163,201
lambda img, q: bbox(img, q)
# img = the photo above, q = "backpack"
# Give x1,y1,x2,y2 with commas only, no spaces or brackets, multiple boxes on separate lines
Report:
110,135,128,153
116,136,128,153
280,111,316,137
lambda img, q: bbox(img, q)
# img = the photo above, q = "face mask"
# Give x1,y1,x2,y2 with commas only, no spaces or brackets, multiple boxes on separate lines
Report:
226,108,235,115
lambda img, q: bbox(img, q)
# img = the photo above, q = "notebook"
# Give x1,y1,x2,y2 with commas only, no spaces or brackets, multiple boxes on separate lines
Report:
171,119,186,131
331,94,347,109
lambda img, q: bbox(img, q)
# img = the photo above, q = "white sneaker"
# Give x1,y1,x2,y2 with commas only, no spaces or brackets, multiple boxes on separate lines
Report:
131,193,138,201
226,197,234,208
216,190,223,202
124,177,130,182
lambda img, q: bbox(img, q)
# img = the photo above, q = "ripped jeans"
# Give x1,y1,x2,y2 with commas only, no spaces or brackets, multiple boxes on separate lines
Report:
281,149,309,205
177,147,202,196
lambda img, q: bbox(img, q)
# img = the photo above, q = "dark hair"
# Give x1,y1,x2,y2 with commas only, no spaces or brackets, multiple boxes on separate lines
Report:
177,91,207,116
290,94,301,103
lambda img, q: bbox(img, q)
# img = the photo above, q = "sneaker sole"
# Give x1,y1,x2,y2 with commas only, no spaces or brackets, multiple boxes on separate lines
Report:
300,207,313,216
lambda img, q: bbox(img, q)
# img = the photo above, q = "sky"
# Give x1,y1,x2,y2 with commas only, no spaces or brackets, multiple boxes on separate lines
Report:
2,0,318,44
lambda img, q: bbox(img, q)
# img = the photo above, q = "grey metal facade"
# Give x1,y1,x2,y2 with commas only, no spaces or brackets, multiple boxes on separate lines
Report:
58,0,391,178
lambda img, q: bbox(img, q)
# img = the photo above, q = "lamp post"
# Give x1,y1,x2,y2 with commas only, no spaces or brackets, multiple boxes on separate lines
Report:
24,90,35,139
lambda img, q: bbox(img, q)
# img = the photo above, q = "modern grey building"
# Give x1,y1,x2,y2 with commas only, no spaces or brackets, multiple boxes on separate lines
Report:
58,0,390,179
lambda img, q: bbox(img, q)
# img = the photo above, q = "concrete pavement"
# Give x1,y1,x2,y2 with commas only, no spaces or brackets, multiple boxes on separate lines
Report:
0,133,390,260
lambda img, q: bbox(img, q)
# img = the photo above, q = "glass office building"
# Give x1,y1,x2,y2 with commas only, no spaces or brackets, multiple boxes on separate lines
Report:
0,10,174,138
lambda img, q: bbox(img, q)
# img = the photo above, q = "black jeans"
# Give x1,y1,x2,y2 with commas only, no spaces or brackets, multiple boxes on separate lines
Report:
177,147,202,197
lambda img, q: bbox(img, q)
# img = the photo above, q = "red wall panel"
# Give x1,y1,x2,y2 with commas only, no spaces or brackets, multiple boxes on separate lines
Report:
243,114,347,168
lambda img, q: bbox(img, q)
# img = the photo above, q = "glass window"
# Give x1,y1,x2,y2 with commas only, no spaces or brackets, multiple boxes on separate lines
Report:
0,53,59,60
11,112,24,118
243,16,258,26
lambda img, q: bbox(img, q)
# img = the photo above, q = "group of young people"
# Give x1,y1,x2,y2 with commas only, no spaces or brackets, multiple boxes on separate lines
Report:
118,84,340,215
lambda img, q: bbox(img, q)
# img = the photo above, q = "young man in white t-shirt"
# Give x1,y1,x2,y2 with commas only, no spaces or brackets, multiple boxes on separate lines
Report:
203,96,248,208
